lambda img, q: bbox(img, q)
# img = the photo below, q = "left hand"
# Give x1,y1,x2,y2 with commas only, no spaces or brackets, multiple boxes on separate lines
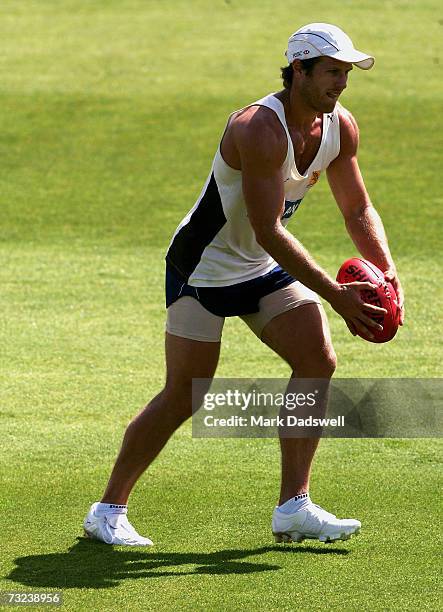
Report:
384,268,405,325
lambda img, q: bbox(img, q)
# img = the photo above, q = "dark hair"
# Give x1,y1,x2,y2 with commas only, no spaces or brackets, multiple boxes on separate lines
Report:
280,57,322,88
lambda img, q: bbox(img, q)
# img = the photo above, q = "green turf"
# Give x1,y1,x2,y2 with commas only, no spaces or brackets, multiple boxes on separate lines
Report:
1,1,442,610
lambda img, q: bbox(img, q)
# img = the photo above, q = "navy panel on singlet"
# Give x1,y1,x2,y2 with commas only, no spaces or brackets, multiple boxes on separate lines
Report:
166,173,227,282
165,263,296,317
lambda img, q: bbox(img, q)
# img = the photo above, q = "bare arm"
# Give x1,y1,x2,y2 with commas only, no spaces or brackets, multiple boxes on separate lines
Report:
232,107,385,337
327,108,405,323
238,110,338,299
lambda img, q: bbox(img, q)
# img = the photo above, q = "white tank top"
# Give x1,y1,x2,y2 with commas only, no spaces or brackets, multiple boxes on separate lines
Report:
166,93,341,287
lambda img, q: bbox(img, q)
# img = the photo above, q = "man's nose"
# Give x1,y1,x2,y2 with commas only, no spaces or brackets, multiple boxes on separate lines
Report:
337,74,348,90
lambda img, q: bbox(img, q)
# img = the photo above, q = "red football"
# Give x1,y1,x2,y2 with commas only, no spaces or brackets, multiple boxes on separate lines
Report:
336,258,400,343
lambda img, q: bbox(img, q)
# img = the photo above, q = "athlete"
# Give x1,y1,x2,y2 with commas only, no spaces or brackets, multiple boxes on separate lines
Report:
84,23,404,546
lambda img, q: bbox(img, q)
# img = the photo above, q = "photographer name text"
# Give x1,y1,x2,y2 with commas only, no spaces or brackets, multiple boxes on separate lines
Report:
203,415,345,428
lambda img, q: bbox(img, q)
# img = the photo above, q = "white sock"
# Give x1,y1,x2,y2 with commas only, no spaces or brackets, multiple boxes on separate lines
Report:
278,493,310,514
95,502,128,516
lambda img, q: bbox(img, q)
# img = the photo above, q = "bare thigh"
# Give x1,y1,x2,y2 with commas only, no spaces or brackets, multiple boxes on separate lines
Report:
261,303,337,377
163,332,221,411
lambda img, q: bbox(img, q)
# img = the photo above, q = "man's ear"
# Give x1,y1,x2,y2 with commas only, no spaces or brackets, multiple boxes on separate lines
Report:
291,59,304,76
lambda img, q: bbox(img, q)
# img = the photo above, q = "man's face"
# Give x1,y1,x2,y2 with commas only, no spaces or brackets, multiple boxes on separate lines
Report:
298,57,353,113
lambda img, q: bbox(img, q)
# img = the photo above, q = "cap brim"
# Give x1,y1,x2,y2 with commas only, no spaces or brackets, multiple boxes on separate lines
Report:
332,49,374,70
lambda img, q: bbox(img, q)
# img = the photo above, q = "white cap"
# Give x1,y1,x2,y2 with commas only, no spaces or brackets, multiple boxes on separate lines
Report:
286,23,374,70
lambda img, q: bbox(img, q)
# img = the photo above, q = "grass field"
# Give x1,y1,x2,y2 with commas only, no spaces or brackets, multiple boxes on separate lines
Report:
1,1,442,610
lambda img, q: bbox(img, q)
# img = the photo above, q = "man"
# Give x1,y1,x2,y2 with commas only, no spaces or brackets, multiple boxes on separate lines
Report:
84,23,404,546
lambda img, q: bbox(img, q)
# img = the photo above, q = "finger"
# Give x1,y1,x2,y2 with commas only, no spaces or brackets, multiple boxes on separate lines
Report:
386,274,404,306
384,270,395,281
346,281,378,291
391,284,405,324
389,277,402,298
399,304,405,326
352,318,374,340
362,303,388,314
345,320,357,336
358,313,384,330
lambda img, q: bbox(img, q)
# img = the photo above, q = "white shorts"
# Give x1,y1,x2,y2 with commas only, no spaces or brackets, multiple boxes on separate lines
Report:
166,281,320,343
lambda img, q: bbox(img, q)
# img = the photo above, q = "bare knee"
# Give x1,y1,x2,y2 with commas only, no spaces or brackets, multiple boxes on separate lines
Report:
161,383,194,422
320,345,337,377
293,344,337,378
128,385,194,432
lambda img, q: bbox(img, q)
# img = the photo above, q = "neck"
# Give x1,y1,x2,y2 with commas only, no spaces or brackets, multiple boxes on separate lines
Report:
281,87,319,130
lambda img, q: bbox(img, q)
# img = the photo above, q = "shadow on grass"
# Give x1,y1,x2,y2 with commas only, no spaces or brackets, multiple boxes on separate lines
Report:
7,538,349,589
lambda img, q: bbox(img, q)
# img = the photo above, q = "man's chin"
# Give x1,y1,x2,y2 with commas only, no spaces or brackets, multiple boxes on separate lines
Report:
322,98,337,113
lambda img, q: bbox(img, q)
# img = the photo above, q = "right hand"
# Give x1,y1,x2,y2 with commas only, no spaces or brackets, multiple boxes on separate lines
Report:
328,282,387,340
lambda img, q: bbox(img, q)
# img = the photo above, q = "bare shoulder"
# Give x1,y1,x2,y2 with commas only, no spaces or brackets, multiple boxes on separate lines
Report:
230,104,287,168
337,104,360,154
232,104,284,137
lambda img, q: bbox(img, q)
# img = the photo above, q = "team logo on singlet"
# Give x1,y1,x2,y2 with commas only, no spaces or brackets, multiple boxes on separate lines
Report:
308,171,321,187
282,198,303,220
